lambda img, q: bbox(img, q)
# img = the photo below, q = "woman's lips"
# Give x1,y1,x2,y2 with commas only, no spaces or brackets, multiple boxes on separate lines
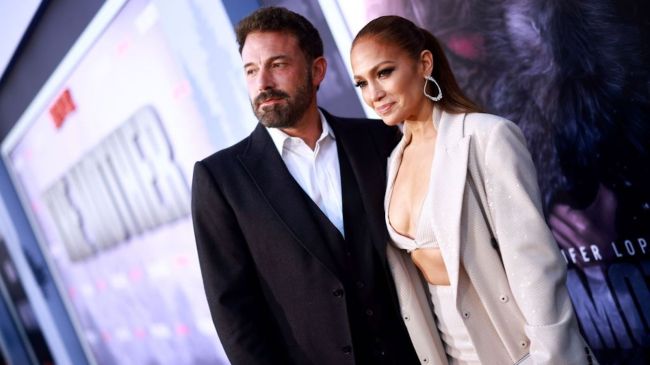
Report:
375,102,395,115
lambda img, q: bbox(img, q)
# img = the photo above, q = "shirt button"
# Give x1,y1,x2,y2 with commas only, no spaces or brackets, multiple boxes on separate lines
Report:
462,311,471,319
356,281,365,289
332,288,344,297
499,295,509,303
365,309,374,316
342,345,352,354
520,340,529,348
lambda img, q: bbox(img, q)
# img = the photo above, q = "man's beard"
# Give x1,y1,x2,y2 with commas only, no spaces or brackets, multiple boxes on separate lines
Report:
252,71,313,129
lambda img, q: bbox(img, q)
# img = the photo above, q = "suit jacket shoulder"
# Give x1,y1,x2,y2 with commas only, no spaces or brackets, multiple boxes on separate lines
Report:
321,108,401,158
195,125,263,193
200,133,250,168
447,111,529,161
463,112,519,138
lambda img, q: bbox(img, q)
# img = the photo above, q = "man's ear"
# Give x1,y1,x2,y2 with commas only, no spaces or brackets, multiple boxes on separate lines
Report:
312,56,327,88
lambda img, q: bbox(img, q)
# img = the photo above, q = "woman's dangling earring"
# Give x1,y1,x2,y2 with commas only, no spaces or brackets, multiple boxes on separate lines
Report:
424,75,442,101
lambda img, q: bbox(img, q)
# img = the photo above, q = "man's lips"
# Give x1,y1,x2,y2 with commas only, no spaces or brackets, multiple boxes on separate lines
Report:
375,102,395,115
258,98,284,108
255,89,289,108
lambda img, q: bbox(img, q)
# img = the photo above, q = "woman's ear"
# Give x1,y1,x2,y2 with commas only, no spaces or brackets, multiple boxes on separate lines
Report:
420,49,434,77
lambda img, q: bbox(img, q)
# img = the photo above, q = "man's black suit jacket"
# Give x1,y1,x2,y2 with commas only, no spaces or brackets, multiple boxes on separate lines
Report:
191,109,404,364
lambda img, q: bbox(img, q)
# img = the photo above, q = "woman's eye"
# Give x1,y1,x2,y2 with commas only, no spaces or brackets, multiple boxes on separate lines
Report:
354,80,367,88
378,67,394,78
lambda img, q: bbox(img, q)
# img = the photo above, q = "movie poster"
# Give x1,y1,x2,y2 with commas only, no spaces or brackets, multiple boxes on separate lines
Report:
314,0,650,363
2,0,257,363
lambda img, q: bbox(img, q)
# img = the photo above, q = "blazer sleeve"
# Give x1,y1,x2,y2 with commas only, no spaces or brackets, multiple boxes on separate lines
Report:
481,121,592,364
191,161,290,365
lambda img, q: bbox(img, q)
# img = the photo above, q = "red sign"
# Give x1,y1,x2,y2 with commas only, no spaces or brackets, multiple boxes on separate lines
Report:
49,89,76,128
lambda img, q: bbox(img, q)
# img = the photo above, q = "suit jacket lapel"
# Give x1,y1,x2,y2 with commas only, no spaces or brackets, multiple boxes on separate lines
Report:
237,124,339,276
327,114,390,262
429,110,470,300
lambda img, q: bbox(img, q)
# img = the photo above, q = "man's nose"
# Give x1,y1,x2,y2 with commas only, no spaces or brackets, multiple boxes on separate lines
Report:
256,67,274,91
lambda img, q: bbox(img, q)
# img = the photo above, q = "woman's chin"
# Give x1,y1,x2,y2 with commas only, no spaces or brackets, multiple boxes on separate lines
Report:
380,117,402,127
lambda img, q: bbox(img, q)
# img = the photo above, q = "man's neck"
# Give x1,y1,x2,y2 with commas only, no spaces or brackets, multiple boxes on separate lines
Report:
279,106,322,150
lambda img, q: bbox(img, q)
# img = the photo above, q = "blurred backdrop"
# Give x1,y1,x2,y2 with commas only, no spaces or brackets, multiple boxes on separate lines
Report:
0,0,648,364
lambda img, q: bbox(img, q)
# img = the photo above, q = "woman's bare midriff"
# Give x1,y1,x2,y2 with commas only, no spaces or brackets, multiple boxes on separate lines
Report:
411,247,450,285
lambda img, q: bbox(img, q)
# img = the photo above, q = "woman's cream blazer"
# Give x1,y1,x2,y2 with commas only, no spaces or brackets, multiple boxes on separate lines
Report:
386,107,595,365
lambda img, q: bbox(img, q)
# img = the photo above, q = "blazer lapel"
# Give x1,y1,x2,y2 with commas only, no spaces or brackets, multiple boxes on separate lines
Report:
237,124,339,276
328,114,390,262
429,110,470,300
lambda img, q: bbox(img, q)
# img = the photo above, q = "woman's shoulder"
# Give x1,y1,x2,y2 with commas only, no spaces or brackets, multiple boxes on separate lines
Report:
456,111,522,140
464,111,514,129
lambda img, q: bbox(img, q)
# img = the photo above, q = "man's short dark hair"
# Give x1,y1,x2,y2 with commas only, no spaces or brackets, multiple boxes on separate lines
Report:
235,7,324,62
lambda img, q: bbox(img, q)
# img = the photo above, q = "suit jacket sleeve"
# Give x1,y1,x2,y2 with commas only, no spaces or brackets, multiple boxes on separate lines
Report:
191,161,289,365
481,120,590,364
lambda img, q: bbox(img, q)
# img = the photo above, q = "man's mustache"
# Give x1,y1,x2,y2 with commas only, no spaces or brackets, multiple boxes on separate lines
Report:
255,89,289,107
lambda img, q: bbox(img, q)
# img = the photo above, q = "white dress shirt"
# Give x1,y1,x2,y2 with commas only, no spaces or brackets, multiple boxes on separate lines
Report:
266,112,344,236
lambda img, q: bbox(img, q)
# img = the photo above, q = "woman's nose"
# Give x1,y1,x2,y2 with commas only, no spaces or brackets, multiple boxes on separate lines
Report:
371,86,385,102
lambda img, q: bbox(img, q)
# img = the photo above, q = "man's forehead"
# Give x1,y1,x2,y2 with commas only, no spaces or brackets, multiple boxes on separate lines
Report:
242,31,300,57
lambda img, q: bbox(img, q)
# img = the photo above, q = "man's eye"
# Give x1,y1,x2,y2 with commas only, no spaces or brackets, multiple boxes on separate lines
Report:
245,69,257,76
272,63,286,68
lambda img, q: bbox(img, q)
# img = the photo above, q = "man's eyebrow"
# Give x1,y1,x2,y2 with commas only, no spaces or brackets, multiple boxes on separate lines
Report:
267,55,290,63
244,55,291,69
